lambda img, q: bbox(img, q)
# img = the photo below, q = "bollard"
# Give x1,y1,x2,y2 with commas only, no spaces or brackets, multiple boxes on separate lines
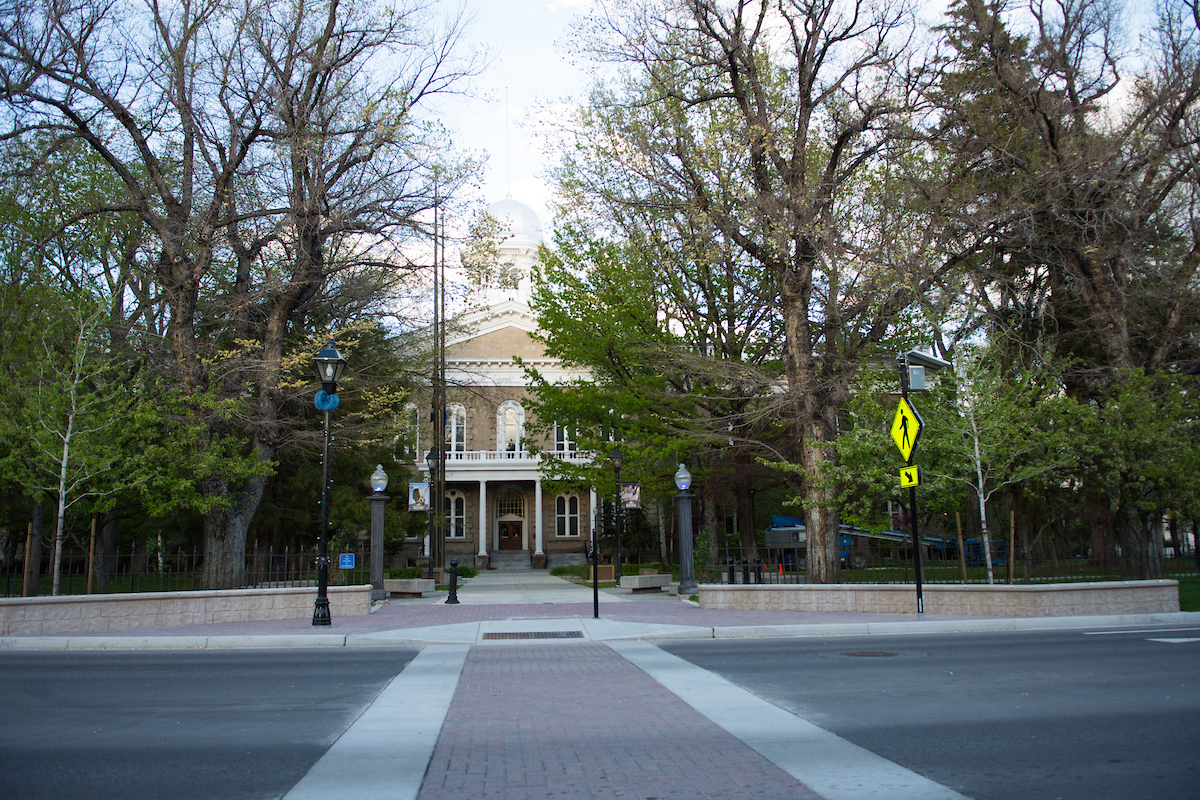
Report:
727,557,736,585
446,559,460,605
754,556,763,584
741,557,750,585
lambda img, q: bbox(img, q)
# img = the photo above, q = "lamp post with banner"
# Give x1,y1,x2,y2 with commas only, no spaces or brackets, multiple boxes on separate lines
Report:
312,340,347,626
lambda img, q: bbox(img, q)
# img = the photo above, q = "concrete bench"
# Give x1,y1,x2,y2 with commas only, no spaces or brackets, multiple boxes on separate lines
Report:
384,578,436,598
623,574,670,594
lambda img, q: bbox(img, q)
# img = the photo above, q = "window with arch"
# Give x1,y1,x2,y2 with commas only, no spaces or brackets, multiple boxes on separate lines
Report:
554,423,576,454
497,488,525,518
446,490,466,538
447,404,466,458
555,495,580,537
496,400,524,454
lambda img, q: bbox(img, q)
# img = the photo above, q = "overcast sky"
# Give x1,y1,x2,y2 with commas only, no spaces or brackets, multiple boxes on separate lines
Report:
436,0,595,234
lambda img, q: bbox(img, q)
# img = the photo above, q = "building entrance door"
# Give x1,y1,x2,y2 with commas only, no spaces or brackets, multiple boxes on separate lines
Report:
498,521,523,550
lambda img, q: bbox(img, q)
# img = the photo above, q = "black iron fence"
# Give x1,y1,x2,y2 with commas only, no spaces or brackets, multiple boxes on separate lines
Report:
0,544,375,598
701,548,1200,585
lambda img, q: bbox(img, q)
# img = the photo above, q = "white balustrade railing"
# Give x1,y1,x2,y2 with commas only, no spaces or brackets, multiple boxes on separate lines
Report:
420,449,595,468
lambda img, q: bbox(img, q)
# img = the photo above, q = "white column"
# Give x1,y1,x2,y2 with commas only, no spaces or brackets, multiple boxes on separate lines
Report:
477,480,488,556
534,479,544,555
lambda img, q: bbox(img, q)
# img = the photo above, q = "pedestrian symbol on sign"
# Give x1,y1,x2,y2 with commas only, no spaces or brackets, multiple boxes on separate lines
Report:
890,397,923,463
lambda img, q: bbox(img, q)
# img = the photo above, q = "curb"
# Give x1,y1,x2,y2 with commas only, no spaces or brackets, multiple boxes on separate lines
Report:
2,611,1197,651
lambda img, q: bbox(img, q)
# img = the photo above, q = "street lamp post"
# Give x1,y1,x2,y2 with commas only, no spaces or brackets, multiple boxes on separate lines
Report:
312,339,347,627
369,465,389,603
611,448,624,587
675,464,697,596
425,448,441,581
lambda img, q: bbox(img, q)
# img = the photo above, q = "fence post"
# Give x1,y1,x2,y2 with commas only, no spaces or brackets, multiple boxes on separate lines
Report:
754,556,763,585
727,558,735,585
741,557,750,585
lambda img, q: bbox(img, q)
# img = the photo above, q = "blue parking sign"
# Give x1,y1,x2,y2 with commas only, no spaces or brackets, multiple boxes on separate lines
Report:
338,553,355,569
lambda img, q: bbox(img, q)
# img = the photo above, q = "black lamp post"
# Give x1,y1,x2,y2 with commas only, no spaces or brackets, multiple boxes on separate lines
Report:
369,465,389,603
425,448,441,581
611,447,624,587
675,463,697,596
313,339,347,626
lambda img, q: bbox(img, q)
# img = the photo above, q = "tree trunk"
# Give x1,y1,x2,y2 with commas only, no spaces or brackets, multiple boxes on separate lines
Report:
23,501,44,597
737,481,758,562
798,404,842,584
92,511,119,593
201,474,268,589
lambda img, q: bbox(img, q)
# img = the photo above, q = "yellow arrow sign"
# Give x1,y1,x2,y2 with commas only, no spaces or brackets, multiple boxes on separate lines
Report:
900,465,921,488
891,397,923,463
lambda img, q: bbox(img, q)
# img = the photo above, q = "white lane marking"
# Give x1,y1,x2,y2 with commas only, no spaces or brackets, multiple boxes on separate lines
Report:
610,641,968,800
1084,627,1200,635
1147,638,1200,643
283,645,469,800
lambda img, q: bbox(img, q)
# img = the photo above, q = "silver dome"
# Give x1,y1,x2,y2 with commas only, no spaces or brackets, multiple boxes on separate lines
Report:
488,195,542,243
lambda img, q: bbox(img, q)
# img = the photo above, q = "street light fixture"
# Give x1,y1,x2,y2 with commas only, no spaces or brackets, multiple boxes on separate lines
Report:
369,465,388,603
370,464,389,493
611,447,624,588
312,339,346,626
675,464,697,596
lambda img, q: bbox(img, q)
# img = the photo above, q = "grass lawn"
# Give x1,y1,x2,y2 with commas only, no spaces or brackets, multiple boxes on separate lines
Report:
1177,576,1200,612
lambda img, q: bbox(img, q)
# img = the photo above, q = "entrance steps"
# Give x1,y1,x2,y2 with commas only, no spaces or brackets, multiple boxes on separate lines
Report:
488,551,533,571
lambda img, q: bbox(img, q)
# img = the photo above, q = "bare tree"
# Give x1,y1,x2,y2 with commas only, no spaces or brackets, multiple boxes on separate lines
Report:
548,0,945,581
0,0,482,587
933,0,1200,377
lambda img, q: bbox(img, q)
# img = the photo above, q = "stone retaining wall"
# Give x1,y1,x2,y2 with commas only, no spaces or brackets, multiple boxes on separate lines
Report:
0,585,372,636
698,580,1180,617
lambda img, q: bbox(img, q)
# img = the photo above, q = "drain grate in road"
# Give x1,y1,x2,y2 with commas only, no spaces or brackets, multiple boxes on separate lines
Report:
482,631,584,640
840,650,898,658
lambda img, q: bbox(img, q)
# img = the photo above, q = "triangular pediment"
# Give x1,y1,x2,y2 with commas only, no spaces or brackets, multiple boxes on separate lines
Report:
447,325,547,361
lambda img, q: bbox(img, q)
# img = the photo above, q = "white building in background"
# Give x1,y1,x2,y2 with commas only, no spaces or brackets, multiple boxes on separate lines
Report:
404,196,597,570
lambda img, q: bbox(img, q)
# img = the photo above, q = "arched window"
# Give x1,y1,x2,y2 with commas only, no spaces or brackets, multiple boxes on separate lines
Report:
446,491,466,538
496,400,524,454
447,404,466,458
555,495,580,537
497,488,525,518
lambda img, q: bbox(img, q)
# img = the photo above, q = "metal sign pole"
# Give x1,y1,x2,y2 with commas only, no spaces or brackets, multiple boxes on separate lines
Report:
902,358,925,618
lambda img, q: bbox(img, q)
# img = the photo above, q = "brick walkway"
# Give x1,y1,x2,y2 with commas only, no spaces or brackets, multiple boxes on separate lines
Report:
417,643,824,800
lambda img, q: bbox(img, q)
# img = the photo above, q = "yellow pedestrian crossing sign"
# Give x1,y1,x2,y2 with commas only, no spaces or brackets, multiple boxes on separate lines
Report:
900,465,921,488
891,397,923,463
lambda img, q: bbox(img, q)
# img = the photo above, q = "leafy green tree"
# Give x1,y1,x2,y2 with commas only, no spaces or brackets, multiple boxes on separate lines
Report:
0,284,147,594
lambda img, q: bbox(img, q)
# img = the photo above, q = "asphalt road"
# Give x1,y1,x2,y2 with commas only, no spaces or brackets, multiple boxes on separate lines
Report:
663,624,1200,800
0,648,419,800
